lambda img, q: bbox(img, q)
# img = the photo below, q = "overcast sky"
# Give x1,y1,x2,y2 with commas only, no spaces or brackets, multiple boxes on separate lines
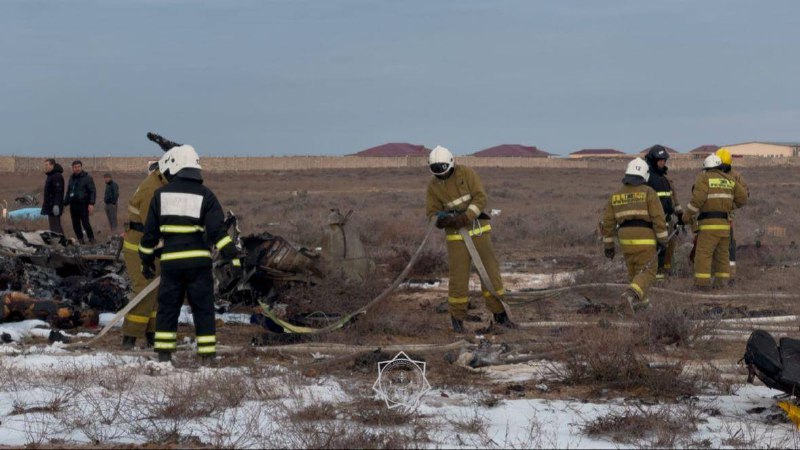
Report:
1,0,798,157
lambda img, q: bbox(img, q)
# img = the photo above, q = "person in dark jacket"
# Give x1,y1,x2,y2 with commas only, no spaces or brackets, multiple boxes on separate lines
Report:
103,173,119,233
41,158,65,234
644,145,683,280
139,145,240,363
64,160,96,244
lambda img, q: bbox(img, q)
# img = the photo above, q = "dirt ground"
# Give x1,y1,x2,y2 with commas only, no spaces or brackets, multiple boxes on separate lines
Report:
1,165,798,398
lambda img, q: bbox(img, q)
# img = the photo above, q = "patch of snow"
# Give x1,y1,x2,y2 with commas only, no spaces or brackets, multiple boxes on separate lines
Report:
0,319,49,341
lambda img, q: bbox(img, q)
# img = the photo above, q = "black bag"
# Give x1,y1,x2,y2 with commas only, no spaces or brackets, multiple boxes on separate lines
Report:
744,330,784,391
780,337,800,393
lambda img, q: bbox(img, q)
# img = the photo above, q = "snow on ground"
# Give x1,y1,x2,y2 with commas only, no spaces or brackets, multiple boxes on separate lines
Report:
0,343,797,448
98,306,252,329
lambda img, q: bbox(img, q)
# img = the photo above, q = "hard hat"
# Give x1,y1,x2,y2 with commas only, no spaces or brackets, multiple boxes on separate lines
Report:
715,147,732,165
157,148,173,175
161,145,201,177
625,157,650,182
428,145,454,176
703,154,723,169
645,145,669,164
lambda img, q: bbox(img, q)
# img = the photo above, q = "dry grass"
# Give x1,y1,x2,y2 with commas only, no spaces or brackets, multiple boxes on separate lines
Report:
581,403,701,447
550,326,704,399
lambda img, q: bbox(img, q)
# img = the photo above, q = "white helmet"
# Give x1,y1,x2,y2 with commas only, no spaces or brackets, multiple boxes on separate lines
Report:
161,145,201,177
428,145,454,176
625,157,650,182
703,154,722,169
156,149,173,175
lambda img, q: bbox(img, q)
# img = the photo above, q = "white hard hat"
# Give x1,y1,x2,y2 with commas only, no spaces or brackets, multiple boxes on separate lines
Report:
703,154,722,169
625,157,650,182
161,145,201,177
428,145,454,176
157,149,173,175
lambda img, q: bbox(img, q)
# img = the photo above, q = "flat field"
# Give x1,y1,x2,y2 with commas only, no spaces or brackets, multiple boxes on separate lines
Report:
0,165,798,447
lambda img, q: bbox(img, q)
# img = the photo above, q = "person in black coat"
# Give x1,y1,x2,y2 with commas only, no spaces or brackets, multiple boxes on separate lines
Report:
103,173,120,233
41,158,65,234
64,160,96,244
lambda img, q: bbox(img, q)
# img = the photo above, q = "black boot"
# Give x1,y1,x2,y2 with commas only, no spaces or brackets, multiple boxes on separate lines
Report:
493,311,518,329
451,316,465,333
145,332,155,348
157,351,172,363
121,335,136,350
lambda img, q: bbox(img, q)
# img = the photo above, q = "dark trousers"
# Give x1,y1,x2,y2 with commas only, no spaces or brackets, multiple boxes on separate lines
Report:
69,203,94,242
105,203,118,232
155,267,216,355
47,215,64,234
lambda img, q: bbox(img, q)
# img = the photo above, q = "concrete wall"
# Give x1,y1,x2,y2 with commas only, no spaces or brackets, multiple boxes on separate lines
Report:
725,143,798,158
3,154,800,173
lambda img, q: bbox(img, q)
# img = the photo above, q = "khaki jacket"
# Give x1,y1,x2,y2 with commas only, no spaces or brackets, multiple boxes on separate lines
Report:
124,171,167,247
602,183,668,250
426,166,489,239
685,169,747,231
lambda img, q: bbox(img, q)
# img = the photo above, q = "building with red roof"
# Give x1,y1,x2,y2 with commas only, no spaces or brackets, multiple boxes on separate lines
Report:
639,145,680,155
568,149,626,158
471,144,551,157
688,145,720,158
353,143,430,157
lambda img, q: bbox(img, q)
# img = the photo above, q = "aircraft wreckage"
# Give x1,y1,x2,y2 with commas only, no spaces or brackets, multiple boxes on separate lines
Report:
0,209,378,336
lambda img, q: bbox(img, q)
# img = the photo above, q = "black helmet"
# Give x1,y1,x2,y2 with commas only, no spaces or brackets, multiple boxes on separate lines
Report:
645,145,669,166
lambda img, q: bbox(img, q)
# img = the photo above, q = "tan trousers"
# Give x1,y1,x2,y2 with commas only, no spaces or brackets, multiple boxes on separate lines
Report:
694,229,730,287
121,245,160,338
623,244,657,300
446,231,505,320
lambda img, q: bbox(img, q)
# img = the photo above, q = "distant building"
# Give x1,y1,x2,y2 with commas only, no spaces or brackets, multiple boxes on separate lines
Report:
688,145,720,158
639,145,680,155
568,149,626,158
471,144,552,157
724,141,800,158
353,143,430,157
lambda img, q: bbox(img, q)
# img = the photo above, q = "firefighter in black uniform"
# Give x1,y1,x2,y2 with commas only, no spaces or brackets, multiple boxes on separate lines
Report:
139,145,240,362
644,145,683,280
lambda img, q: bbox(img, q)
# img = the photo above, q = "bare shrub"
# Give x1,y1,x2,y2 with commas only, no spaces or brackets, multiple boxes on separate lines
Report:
637,300,694,347
349,399,410,426
199,401,279,449
552,326,701,398
719,419,796,449
581,404,700,446
386,240,447,278
21,412,69,447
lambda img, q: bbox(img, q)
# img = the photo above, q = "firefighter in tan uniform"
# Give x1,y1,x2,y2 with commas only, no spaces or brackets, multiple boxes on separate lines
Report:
425,146,515,332
602,158,668,311
716,147,749,281
121,164,169,349
682,154,747,289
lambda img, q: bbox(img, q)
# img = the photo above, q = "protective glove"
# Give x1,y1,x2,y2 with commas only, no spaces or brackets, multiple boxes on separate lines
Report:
52,205,60,216
436,212,473,229
681,212,691,227
435,213,452,229
604,248,615,260
141,260,156,280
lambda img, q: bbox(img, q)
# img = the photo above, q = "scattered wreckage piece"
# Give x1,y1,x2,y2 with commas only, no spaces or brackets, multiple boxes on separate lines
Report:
0,291,95,329
321,209,375,282
0,230,127,329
